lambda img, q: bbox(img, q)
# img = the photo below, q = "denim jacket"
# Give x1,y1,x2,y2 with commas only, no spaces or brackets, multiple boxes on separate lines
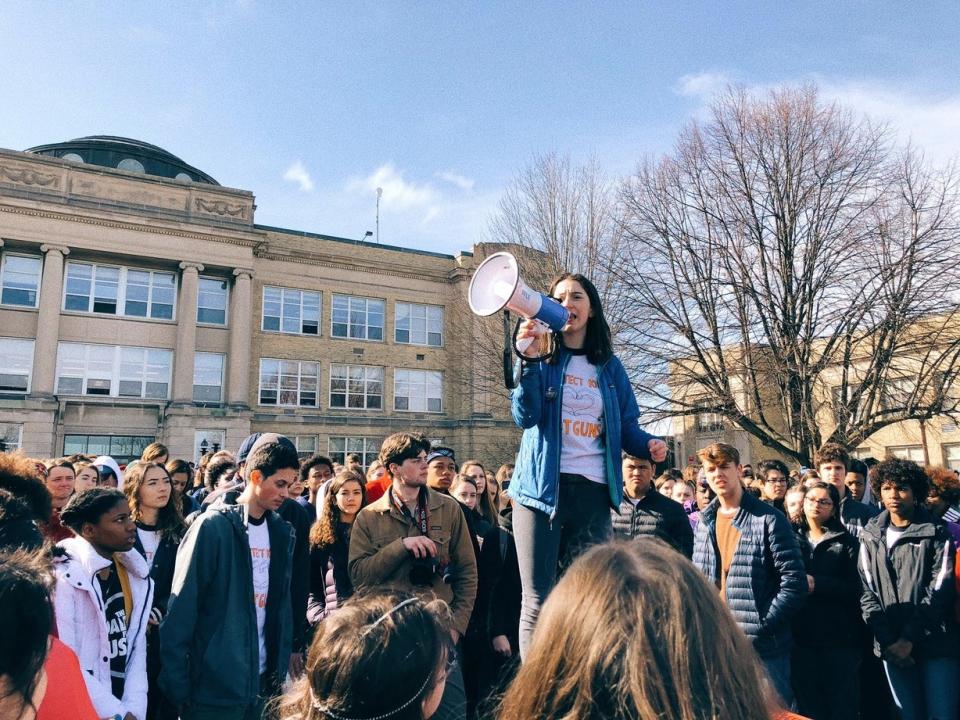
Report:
510,348,657,517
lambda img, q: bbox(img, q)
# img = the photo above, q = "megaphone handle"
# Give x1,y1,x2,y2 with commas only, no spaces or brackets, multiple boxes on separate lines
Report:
514,319,548,355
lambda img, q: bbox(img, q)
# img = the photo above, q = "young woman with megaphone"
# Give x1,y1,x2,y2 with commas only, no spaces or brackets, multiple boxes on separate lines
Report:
508,272,668,658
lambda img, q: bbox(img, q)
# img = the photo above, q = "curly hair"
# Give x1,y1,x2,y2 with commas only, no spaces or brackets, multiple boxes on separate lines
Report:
870,457,929,501
309,470,366,550
124,462,185,543
60,488,127,534
0,453,51,522
924,465,960,506
814,443,850,472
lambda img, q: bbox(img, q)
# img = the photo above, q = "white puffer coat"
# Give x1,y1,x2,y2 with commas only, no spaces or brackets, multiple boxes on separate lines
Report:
54,537,154,720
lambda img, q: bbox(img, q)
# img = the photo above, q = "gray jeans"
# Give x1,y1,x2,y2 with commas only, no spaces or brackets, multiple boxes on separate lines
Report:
513,475,612,658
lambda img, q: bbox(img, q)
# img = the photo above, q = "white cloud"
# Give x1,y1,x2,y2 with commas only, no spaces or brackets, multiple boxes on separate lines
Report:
674,71,732,99
675,71,960,160
435,170,475,191
818,81,960,160
283,160,314,192
346,163,440,210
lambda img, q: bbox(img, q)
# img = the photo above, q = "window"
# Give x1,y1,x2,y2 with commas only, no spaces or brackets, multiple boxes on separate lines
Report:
197,278,228,325
193,353,225,403
331,294,384,341
943,444,960,471
0,254,41,307
258,359,319,407
394,369,443,413
55,343,172,399
328,437,381,469
695,410,724,433
395,302,443,346
262,286,320,335
0,338,34,393
882,378,917,409
64,262,176,319
0,423,22,452
329,364,383,410
63,435,153,465
886,445,925,462
294,435,317,459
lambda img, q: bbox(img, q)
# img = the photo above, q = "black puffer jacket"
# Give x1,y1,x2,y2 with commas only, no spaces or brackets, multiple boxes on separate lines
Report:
839,489,879,539
792,527,862,648
611,489,693,558
858,509,958,659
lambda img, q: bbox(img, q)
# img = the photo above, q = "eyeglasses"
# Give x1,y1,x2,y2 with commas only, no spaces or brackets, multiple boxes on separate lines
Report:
804,498,833,507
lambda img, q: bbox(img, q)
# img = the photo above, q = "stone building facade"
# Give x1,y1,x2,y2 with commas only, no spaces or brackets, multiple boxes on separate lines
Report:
0,137,519,467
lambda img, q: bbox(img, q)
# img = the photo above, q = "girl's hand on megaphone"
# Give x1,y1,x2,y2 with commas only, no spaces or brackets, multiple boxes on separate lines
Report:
516,319,542,358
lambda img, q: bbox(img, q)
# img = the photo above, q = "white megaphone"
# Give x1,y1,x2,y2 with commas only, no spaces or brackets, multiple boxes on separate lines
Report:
468,251,569,354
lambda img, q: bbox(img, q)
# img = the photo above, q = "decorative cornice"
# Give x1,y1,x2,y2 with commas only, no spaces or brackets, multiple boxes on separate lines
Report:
255,251,453,283
179,261,205,272
0,165,59,188
40,243,70,256
0,203,262,249
194,197,248,219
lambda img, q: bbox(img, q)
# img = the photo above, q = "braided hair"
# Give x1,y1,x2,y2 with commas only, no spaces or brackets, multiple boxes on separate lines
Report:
59,488,127,534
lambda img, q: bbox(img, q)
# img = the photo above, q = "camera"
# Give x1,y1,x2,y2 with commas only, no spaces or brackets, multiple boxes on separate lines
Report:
409,556,452,586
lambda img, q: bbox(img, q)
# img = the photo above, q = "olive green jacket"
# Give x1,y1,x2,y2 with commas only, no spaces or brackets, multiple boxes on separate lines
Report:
348,486,478,635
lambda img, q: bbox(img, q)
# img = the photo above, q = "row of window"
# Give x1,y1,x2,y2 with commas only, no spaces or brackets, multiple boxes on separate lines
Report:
1,254,444,347
0,338,443,411
258,360,443,412
1,255,228,324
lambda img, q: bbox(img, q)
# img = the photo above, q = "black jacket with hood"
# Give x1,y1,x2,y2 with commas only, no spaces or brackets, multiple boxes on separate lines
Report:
858,508,958,659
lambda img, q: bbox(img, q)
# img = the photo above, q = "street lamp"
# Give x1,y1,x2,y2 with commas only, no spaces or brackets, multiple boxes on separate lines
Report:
200,439,209,454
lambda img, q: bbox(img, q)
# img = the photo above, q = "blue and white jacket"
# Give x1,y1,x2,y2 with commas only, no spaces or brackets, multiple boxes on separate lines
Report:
693,491,806,657
510,347,657,517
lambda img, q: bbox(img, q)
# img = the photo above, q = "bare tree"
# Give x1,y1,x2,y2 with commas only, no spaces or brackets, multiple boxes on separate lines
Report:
617,85,960,464
487,152,629,333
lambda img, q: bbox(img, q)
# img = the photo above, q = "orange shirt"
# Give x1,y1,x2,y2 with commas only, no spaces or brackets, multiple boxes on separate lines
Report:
36,637,99,720
365,475,392,504
715,509,741,598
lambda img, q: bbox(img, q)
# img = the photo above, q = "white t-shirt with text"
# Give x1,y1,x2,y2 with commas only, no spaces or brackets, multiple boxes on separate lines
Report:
247,515,271,674
559,353,605,484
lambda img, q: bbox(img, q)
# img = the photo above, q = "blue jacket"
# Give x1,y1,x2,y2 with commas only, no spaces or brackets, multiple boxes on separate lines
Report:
510,348,657,517
693,491,806,657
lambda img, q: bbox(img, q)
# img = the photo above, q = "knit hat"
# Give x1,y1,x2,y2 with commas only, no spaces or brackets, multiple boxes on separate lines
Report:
236,433,263,464
246,433,297,459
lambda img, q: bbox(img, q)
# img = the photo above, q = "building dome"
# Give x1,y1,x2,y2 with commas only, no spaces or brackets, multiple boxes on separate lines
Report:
25,136,219,185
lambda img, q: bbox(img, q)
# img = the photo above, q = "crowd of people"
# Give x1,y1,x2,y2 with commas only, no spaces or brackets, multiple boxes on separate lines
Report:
0,270,957,720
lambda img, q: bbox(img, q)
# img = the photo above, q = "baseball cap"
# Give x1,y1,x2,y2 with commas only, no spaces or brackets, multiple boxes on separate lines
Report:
426,446,457,465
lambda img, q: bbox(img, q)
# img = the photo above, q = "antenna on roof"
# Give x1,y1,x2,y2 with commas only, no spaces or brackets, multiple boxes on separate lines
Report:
376,187,383,243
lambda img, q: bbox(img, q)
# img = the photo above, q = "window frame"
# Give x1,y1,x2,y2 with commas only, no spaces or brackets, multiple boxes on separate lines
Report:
0,423,23,452
394,302,444,347
329,363,384,411
62,261,177,321
327,436,381,470
55,342,173,400
258,358,320,408
193,352,225,404
197,276,230,326
330,294,385,342
0,253,42,309
393,368,443,413
0,337,34,395
261,286,322,336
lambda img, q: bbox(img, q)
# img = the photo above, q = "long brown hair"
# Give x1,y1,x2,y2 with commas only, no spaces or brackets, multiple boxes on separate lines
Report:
499,539,778,720
539,273,613,365
309,470,366,549
123,462,185,544
275,592,450,720
461,460,497,525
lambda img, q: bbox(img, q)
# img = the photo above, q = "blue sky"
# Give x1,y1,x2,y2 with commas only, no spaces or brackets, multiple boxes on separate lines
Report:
2,1,958,255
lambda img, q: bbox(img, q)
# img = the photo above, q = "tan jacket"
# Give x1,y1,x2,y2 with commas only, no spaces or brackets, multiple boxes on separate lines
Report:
348,486,478,635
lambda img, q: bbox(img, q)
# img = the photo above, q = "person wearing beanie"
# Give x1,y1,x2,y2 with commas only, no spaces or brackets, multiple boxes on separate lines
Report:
160,433,299,718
